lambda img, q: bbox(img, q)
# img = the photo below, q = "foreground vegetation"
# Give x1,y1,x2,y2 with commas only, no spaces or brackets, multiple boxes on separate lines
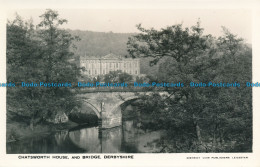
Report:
6,9,81,141
127,22,252,152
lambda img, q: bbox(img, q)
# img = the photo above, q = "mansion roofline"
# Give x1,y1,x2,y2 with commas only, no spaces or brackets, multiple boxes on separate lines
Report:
81,53,139,60
80,53,141,76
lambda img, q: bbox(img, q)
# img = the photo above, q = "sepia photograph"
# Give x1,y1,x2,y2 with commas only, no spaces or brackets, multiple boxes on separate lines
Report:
0,0,260,167
5,8,253,154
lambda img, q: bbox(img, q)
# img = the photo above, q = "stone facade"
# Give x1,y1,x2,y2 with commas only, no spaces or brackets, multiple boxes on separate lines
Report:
80,53,140,76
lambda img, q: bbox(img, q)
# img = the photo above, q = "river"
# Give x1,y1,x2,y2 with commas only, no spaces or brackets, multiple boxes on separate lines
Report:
7,104,166,153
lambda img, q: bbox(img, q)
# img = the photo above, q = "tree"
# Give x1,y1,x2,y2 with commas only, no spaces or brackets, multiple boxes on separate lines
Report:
127,22,208,65
128,21,210,142
104,71,120,83
7,14,45,129
7,10,81,130
119,72,133,83
127,22,252,152
103,70,133,83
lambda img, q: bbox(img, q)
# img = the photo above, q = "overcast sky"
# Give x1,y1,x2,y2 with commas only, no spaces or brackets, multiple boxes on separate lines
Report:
7,9,252,43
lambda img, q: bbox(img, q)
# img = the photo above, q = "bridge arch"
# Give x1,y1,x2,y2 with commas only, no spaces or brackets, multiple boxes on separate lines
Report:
70,100,101,119
82,100,101,118
109,96,140,116
73,91,170,128
73,96,141,121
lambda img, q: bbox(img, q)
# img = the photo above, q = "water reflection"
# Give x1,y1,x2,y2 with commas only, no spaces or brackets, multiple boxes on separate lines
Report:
7,119,165,153
7,102,166,153
6,131,85,153
69,127,102,152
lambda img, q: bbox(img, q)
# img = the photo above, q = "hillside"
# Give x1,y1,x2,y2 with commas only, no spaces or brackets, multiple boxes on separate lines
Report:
68,30,161,76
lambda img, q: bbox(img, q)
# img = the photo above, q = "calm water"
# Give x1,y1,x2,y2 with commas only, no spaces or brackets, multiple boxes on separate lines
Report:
7,118,166,153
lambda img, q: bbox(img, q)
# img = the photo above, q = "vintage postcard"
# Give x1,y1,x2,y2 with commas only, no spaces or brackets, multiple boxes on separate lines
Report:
0,0,259,166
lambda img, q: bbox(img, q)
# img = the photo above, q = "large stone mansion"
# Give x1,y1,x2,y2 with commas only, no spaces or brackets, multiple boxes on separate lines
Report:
80,53,140,77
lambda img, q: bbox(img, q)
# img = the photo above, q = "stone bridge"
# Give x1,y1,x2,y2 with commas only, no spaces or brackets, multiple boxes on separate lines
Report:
73,91,169,129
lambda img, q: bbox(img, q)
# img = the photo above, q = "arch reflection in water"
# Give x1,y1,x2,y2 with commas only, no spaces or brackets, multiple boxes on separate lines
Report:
7,104,166,153
68,119,165,153
69,126,122,153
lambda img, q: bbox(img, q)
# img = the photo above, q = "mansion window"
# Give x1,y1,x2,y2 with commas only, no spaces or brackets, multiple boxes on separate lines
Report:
82,54,140,76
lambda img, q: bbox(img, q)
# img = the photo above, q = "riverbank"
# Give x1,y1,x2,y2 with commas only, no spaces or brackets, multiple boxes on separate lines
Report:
6,120,78,143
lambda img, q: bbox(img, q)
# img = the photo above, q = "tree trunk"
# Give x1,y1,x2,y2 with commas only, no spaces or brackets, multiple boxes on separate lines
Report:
196,123,202,143
193,114,202,143
30,117,34,131
213,123,218,149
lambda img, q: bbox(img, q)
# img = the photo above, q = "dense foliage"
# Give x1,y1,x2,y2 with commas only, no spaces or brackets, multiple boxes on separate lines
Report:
7,10,81,130
127,21,252,152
